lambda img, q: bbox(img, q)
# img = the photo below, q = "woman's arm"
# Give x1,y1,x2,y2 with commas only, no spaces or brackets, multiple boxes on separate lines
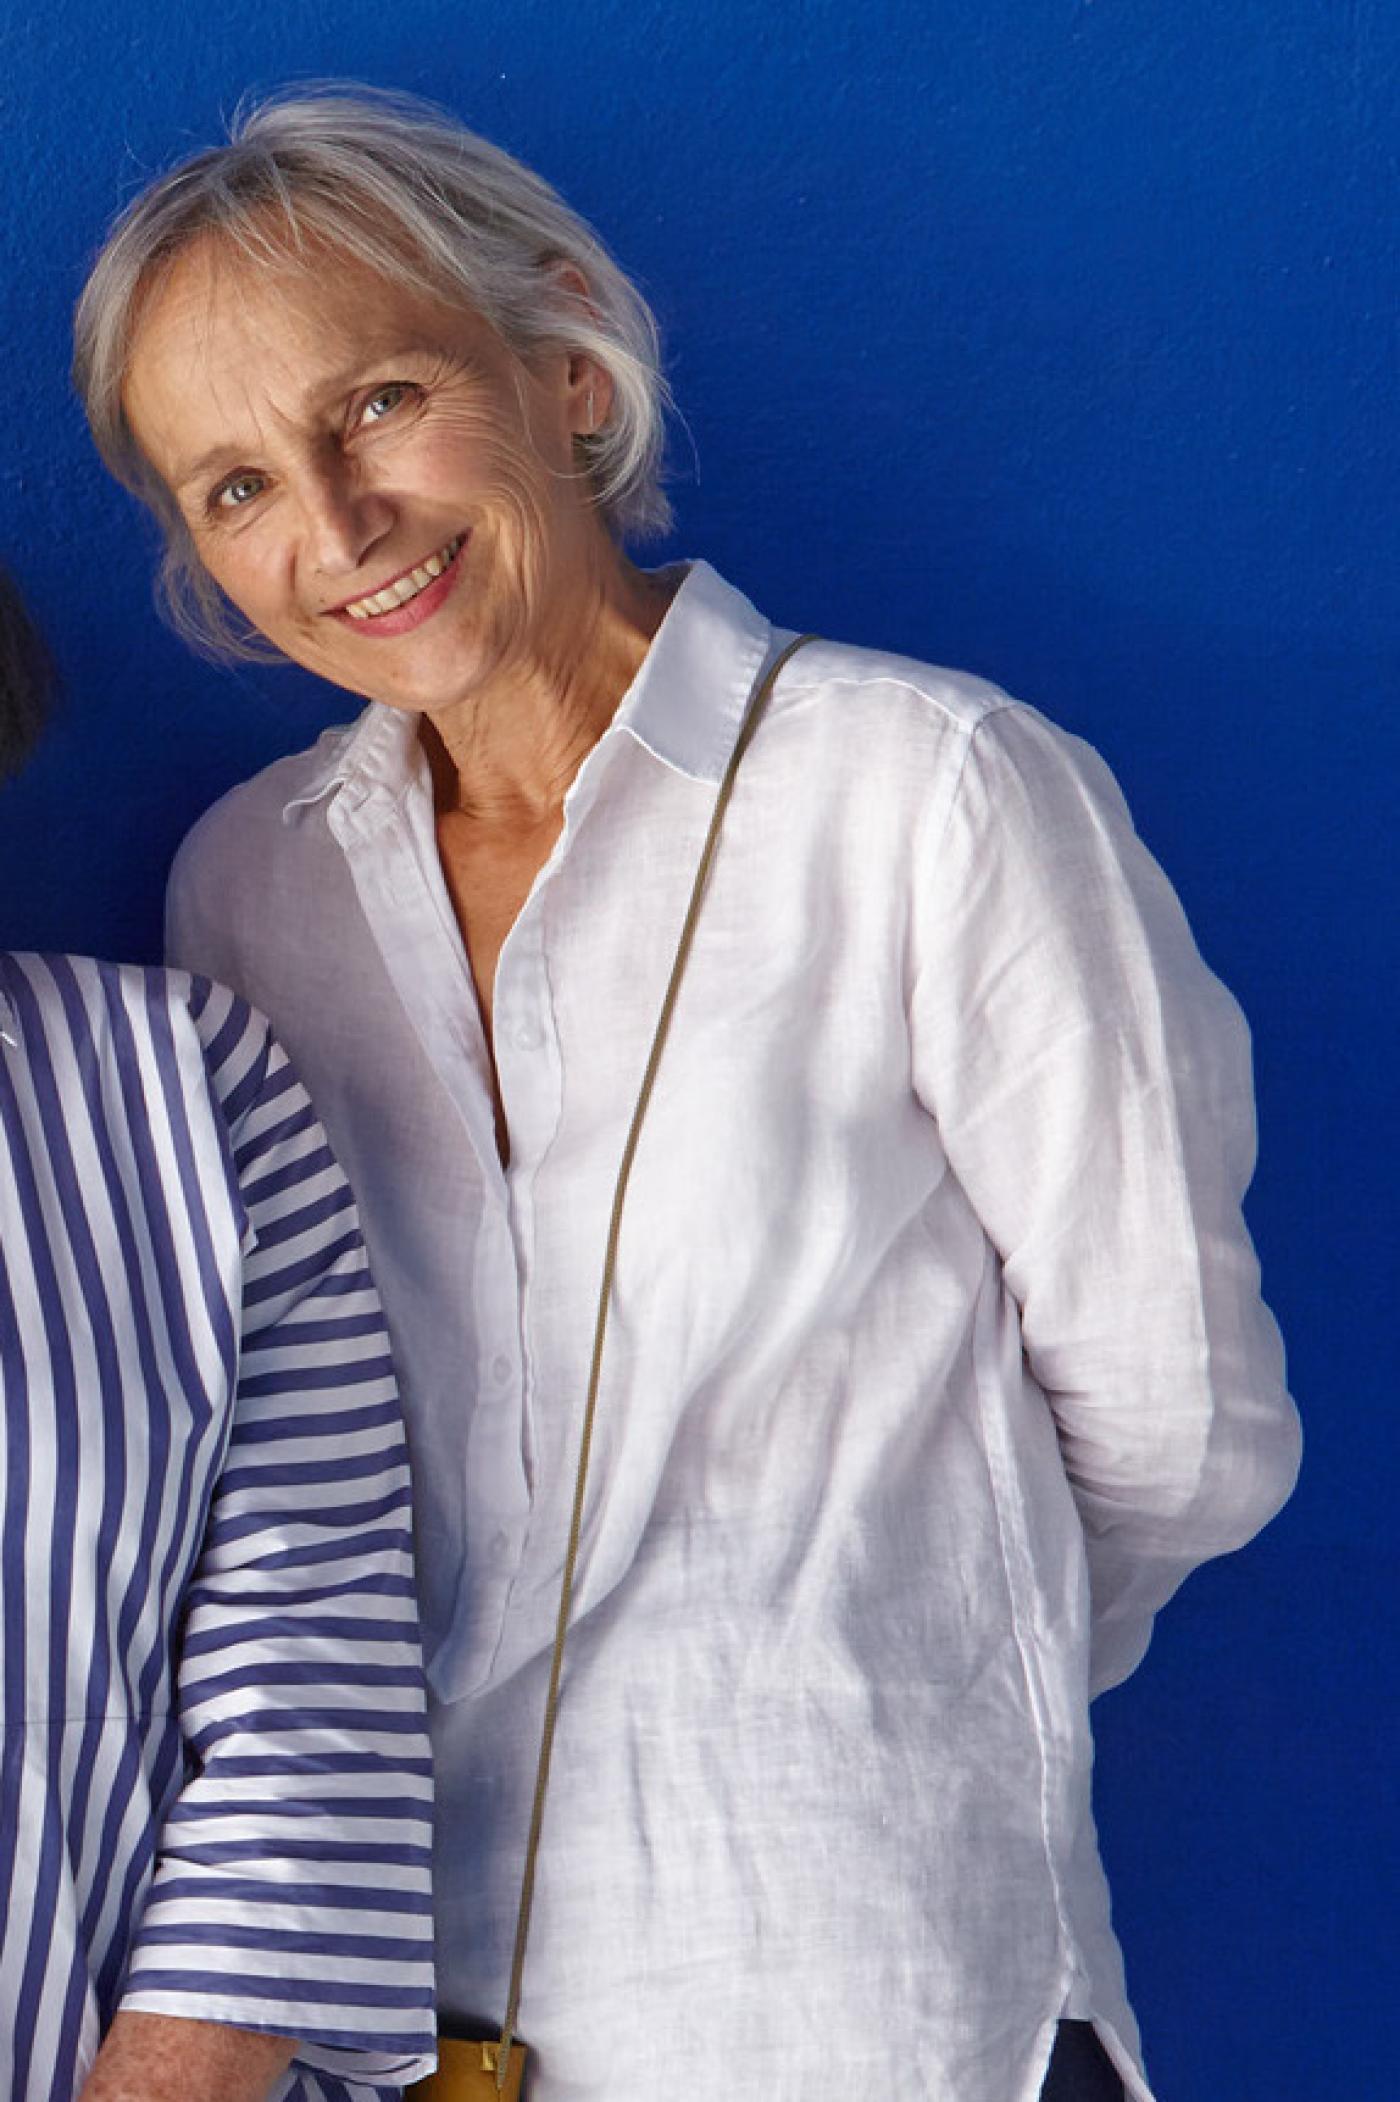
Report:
105,985,436,2083
79,2011,295,2102
910,701,1301,1693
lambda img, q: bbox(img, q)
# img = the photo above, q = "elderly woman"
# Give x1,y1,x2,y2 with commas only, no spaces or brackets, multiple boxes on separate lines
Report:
0,566,436,2102
74,88,1299,2102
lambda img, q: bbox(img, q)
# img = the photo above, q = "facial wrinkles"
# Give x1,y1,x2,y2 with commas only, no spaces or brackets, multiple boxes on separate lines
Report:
294,379,574,726
132,258,303,505
496,370,614,677
404,372,577,657
127,239,638,757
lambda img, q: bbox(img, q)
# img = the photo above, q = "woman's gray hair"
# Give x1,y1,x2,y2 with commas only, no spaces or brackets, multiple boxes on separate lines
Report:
74,84,673,662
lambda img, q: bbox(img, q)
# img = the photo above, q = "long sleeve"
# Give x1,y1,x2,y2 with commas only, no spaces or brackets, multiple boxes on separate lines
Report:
910,702,1301,1693
117,983,436,2088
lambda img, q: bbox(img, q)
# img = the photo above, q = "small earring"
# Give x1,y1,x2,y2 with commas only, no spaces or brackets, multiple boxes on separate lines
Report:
586,386,596,432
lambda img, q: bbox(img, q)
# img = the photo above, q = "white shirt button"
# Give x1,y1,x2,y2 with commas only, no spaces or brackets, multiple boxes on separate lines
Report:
513,1018,543,1050
490,1355,511,1383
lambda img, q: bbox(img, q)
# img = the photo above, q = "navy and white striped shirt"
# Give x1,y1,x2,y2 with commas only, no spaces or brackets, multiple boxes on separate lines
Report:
0,954,435,2101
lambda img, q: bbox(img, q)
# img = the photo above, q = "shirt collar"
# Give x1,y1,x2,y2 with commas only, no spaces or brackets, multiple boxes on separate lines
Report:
279,556,775,823
611,559,774,784
280,700,423,824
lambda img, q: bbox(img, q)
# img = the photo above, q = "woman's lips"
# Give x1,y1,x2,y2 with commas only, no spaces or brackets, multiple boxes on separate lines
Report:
328,533,469,638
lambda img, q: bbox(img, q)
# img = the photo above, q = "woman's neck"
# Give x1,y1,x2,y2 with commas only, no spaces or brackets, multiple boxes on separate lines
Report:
422,554,680,827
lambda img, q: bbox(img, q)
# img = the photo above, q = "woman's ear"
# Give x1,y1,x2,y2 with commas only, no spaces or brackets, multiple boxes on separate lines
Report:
546,261,616,435
566,350,615,438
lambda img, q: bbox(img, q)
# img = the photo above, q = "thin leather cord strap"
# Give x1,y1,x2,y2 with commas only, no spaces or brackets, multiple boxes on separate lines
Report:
494,631,817,2084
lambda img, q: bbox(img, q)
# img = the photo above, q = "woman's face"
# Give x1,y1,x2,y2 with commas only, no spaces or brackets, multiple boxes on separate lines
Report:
123,237,610,715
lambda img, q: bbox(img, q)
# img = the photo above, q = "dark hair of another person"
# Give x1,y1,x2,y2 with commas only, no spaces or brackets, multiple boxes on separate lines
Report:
0,567,54,780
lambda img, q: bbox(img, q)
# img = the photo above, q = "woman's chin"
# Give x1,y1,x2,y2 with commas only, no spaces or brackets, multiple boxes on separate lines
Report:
285,631,490,717
363,658,499,722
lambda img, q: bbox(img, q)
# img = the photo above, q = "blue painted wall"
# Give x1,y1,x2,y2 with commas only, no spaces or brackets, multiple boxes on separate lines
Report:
2,4,1395,2093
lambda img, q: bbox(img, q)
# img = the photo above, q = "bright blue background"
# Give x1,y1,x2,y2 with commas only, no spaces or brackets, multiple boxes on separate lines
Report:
2,5,1395,2094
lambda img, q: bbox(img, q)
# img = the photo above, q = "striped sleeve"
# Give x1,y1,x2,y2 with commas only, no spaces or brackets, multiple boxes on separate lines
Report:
118,982,436,2090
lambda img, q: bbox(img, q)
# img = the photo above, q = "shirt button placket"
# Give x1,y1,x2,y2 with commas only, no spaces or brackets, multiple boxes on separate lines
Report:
490,905,566,1653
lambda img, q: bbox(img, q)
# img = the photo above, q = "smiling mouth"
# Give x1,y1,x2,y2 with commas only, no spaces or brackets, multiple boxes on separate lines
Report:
339,534,465,620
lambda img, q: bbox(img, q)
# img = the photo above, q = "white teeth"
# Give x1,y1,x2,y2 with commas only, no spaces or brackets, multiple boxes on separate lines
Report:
342,536,462,621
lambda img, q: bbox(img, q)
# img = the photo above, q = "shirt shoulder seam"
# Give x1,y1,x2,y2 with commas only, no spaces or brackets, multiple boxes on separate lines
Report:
775,657,1020,738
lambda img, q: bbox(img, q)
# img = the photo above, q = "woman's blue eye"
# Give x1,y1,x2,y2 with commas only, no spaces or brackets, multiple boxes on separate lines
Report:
216,474,266,510
363,384,410,422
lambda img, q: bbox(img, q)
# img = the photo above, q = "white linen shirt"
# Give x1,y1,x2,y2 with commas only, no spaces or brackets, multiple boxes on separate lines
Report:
167,560,1299,2102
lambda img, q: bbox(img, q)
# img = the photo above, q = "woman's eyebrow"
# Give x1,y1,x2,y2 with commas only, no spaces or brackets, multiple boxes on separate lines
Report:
172,443,250,495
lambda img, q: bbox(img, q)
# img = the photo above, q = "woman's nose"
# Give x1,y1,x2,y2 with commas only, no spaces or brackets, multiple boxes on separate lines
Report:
299,464,394,577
